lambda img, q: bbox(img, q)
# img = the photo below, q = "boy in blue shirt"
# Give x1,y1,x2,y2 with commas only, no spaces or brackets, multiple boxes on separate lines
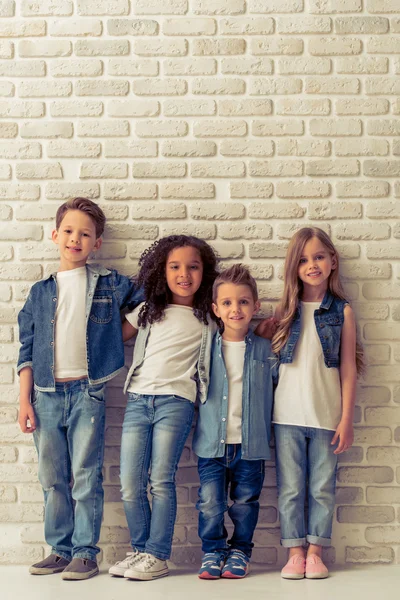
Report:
193,264,277,580
17,197,142,580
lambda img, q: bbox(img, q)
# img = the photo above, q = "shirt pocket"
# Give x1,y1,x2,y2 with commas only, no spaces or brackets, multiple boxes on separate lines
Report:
89,293,113,324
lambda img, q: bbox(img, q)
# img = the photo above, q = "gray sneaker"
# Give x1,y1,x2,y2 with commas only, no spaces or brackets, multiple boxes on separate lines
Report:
29,554,71,575
61,557,99,581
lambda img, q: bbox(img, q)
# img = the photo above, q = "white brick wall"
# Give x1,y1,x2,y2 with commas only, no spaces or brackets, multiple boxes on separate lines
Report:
0,0,399,569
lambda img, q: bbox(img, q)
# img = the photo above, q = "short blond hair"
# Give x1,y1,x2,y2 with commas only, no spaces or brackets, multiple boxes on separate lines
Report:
55,197,105,238
212,264,258,302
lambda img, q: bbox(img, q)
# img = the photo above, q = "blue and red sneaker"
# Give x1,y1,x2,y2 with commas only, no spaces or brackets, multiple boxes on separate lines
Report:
221,549,250,579
198,551,227,580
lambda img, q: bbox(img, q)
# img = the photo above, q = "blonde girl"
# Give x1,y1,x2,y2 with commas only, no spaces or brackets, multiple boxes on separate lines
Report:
272,227,362,580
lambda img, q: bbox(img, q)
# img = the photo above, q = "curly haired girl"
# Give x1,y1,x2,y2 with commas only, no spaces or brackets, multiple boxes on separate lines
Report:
109,235,219,582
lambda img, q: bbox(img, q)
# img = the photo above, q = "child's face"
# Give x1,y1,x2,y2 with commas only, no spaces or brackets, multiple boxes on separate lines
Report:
297,237,336,294
52,209,102,270
212,283,260,341
165,245,203,307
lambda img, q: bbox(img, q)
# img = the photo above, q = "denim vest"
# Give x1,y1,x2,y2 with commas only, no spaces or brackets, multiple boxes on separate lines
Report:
123,314,217,403
192,330,278,461
279,290,347,369
17,264,143,391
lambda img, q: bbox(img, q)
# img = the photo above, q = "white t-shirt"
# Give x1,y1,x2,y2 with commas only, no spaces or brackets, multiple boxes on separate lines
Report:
273,301,342,432
126,303,203,403
222,339,245,444
54,266,87,379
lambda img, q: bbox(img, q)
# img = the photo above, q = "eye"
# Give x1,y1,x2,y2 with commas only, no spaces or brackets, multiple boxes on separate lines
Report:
64,229,71,233
83,233,90,237
222,300,231,306
190,265,199,270
299,258,307,264
316,255,324,261
240,299,249,305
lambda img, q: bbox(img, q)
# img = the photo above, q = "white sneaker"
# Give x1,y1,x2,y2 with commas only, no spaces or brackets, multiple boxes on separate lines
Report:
108,550,144,577
124,553,169,581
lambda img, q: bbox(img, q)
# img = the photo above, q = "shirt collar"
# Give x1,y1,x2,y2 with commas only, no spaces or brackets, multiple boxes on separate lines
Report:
47,262,111,280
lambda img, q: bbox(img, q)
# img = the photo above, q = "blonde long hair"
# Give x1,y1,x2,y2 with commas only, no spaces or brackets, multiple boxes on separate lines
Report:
272,227,364,375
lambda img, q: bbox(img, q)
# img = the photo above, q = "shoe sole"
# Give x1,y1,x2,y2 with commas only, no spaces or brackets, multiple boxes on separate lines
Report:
124,569,169,581
281,572,305,580
29,567,67,575
61,569,99,581
198,572,220,580
108,569,126,577
221,571,248,579
305,572,329,579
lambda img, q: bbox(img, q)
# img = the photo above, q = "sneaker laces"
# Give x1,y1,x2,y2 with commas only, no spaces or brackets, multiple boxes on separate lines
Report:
227,550,248,565
141,553,158,568
116,551,142,568
202,552,225,566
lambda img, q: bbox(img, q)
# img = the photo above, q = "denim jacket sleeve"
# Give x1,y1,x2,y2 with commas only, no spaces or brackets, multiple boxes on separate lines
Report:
113,271,144,311
17,291,34,374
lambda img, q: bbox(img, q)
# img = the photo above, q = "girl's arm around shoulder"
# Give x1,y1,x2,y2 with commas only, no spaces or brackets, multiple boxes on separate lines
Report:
122,319,138,343
332,304,357,455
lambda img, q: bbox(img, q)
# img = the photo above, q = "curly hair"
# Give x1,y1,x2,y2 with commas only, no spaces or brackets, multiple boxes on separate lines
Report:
136,235,219,327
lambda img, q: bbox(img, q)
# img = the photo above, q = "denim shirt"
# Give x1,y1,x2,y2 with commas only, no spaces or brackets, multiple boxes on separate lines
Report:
17,263,143,391
279,290,347,369
192,329,278,461
123,314,217,403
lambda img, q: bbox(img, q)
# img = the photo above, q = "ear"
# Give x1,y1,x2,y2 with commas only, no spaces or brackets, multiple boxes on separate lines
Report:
212,302,220,318
331,254,337,270
253,300,261,315
51,229,59,245
93,237,102,252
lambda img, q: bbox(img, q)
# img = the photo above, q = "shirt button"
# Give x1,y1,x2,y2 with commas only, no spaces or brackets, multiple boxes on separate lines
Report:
224,374,227,378
52,298,56,302
223,396,227,399
51,320,54,324
219,354,221,358
222,418,226,422
220,439,225,444
51,365,54,370
89,293,92,297
50,342,53,346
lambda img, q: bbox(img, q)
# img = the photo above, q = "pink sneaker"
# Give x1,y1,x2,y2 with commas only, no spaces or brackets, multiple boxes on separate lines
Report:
305,555,329,579
281,554,306,580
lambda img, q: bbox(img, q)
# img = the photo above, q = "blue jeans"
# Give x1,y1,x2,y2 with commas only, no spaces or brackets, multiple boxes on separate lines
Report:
32,379,106,561
274,424,338,548
196,445,265,558
120,393,194,560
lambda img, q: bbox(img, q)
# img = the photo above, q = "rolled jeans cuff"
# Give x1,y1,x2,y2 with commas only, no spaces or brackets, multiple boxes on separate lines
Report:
52,548,72,561
307,535,331,547
281,537,307,548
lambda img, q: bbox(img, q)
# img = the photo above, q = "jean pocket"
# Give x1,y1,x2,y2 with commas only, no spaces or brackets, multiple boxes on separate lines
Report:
31,388,40,405
89,295,113,324
87,385,105,403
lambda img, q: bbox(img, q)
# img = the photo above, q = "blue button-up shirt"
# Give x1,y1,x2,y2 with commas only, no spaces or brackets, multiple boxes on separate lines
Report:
193,329,278,461
17,263,143,391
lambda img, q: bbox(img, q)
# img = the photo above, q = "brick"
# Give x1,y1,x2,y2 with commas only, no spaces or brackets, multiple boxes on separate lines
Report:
336,487,363,505
309,201,361,220
311,118,361,136
367,37,400,54
336,180,389,198
77,0,129,15
368,120,400,136
363,283,400,300
335,140,388,156
220,140,273,157
252,120,304,136
0,123,17,138
249,242,288,259
131,202,186,220
0,41,13,59
364,160,400,177
137,120,187,138
0,60,45,77
0,142,41,159
278,16,331,34
46,182,100,199
193,120,247,137
105,224,158,240
161,182,214,199
221,17,273,35
75,40,129,57
337,57,388,74
366,242,400,258
277,139,330,157
47,141,101,158
0,82,14,97
277,99,330,116
0,101,44,118
190,202,244,220
309,37,361,55
307,159,359,176
164,99,216,116
0,0,15,17
230,182,273,199
0,21,46,37
218,223,272,240
0,263,42,278
78,120,129,137
164,58,216,76
276,180,330,198
104,182,157,200
51,59,103,77
305,77,360,94
366,78,400,94
162,140,216,157
19,40,71,57
163,18,216,35
16,162,62,179
108,100,159,118
134,39,187,56
337,467,393,484
279,57,331,75
366,367,400,383
310,0,362,11
109,58,158,77
249,160,303,177
49,19,102,36
16,204,58,221
133,161,186,178
51,101,103,117
133,78,187,96
160,223,216,239
249,202,305,219
80,162,128,179
108,19,158,36
193,0,245,15
0,184,39,200
338,506,394,524
336,17,388,34
336,223,390,240
192,78,244,95
222,57,273,75
20,122,73,139
19,81,72,97
219,99,272,116
249,0,303,11
251,37,303,55
133,0,188,14
191,161,245,178
345,547,394,565
251,78,302,95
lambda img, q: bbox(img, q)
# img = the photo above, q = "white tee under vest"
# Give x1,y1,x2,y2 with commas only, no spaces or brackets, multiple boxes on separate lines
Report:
126,303,203,403
222,339,246,444
273,301,342,432
54,266,87,379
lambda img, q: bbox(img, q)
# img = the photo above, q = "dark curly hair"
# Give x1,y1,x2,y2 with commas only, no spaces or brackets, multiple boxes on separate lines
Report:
136,235,219,327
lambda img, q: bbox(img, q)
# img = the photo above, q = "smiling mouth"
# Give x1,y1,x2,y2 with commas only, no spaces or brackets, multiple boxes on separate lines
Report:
230,316,243,320
67,247,81,252
178,282,191,288
307,272,321,277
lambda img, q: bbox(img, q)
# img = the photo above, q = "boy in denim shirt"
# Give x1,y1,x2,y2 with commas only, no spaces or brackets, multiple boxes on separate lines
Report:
17,198,142,580
193,265,277,580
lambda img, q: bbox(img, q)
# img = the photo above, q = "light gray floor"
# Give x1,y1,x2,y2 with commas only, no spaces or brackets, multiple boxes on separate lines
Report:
2,565,399,600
